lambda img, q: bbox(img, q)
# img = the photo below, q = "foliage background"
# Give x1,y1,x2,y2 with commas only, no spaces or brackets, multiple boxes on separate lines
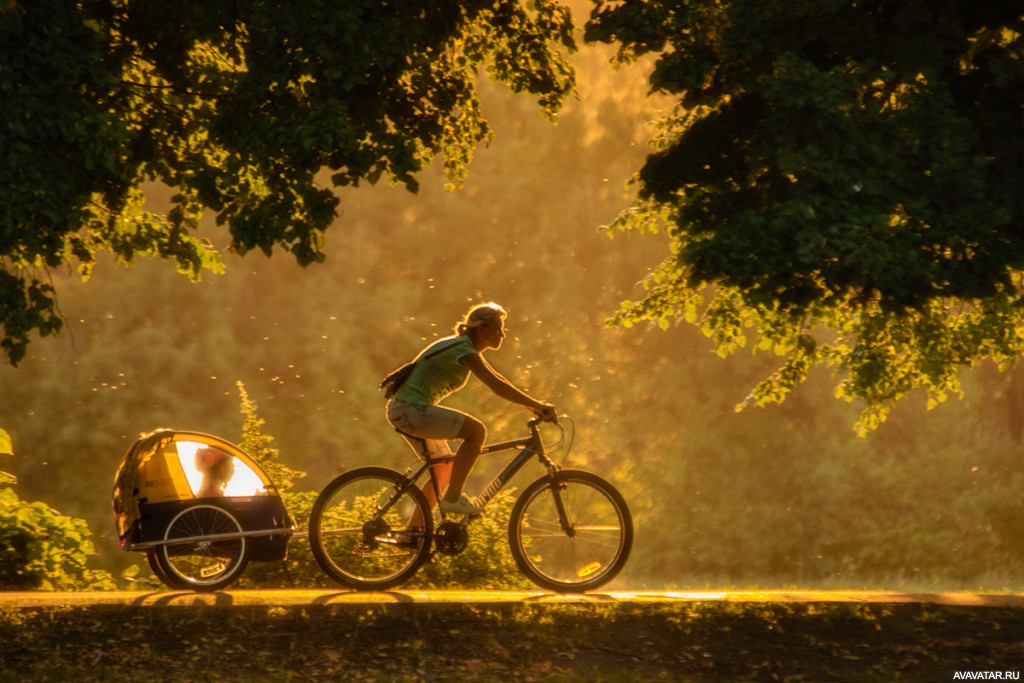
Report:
1,39,1023,592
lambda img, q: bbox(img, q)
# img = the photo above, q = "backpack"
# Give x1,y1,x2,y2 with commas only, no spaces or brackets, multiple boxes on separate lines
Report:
379,362,416,399
379,338,464,399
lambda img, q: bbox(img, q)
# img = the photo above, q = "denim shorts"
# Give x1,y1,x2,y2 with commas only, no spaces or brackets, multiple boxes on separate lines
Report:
386,399,468,441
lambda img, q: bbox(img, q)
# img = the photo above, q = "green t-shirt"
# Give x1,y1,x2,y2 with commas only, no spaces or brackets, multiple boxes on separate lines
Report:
393,335,479,405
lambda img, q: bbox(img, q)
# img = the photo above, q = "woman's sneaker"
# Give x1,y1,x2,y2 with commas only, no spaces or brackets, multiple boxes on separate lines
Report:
439,494,485,516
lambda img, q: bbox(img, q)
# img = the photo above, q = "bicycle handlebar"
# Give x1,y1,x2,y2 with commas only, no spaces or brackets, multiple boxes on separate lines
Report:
528,413,559,428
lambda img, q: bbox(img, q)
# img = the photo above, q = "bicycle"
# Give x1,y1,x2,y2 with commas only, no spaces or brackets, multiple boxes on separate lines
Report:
308,416,633,593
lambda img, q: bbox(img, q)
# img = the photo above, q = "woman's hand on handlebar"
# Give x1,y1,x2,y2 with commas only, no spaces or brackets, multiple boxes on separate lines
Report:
532,402,558,423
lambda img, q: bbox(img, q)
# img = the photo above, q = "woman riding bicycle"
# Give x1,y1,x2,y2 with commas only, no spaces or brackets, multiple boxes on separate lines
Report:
386,302,557,515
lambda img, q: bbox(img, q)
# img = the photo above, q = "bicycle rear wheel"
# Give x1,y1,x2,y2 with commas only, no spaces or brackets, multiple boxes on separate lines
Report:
509,469,632,593
309,467,432,590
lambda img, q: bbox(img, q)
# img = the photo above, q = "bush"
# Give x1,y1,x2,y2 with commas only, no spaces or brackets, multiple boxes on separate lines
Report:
0,429,115,590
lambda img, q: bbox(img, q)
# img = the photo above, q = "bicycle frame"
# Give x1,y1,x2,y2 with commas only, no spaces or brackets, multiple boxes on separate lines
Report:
397,419,560,523
473,425,558,510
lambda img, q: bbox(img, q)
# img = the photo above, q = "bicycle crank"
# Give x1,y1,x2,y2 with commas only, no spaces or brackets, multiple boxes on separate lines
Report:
434,520,469,555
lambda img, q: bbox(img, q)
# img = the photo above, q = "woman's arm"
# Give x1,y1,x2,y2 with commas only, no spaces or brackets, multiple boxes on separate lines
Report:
462,353,555,417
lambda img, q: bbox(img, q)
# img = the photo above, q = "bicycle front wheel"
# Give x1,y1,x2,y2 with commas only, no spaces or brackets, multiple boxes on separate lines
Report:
509,469,633,593
309,467,432,590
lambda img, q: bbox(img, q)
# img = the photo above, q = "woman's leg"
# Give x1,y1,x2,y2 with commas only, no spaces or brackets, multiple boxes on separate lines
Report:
441,415,486,504
387,399,485,513
419,440,453,511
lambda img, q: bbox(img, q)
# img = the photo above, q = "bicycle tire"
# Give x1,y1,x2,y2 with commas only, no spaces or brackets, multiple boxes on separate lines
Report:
153,503,250,591
309,467,432,590
508,469,632,593
146,550,175,587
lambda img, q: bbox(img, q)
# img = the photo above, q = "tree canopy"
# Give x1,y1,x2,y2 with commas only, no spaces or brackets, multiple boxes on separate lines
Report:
0,0,574,364
586,0,1024,429
5,0,1024,428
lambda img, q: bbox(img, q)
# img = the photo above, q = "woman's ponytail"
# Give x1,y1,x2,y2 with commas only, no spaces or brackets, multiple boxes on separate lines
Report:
454,302,507,335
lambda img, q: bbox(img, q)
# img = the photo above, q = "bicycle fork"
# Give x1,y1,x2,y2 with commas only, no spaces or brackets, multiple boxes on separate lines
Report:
544,470,576,537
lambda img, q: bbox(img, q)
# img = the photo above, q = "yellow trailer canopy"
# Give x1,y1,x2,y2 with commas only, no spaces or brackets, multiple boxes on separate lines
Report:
112,430,278,547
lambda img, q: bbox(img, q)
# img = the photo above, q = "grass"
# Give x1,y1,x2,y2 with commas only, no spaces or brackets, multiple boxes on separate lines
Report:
1,598,1023,681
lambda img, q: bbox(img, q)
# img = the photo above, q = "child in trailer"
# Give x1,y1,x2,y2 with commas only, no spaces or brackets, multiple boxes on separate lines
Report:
195,447,235,497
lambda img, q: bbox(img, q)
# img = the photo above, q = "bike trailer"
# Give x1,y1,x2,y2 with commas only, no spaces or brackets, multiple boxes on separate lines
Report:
112,429,293,561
